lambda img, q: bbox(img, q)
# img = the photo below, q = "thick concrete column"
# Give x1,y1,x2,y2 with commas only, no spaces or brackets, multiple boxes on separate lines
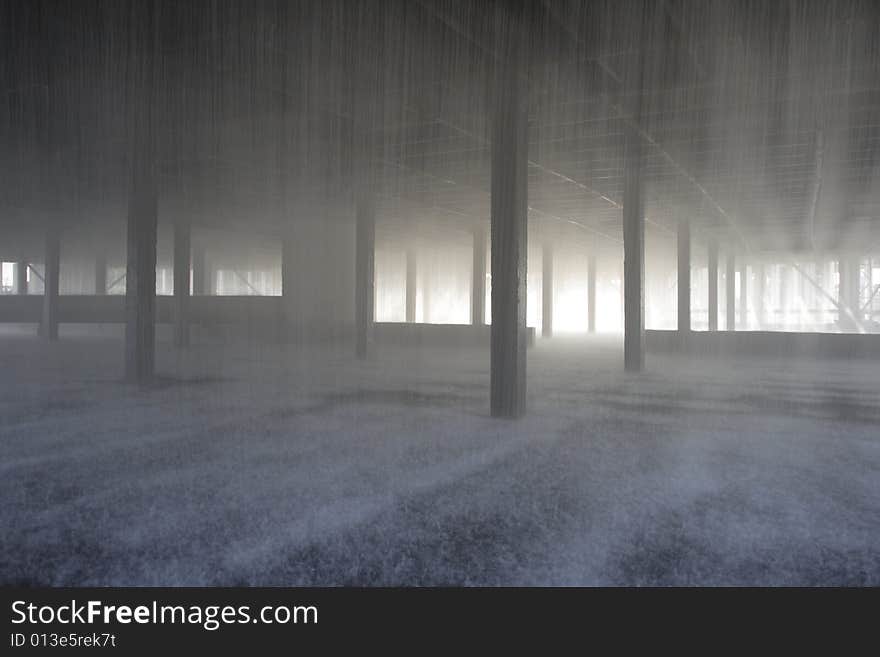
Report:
623,142,645,371
489,16,528,417
95,253,107,295
355,193,375,358
173,219,191,347
40,226,60,340
15,261,28,295
622,3,650,371
677,218,691,333
542,244,553,338
587,255,596,333
124,0,158,383
124,169,158,383
471,227,486,326
405,248,417,323
725,253,736,331
707,239,718,331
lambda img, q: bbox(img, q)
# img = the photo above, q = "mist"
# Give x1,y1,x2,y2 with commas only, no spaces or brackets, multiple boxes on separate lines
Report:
1,0,878,586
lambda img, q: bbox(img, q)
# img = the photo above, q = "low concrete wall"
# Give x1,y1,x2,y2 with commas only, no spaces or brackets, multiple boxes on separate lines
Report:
374,322,536,348
0,295,284,326
646,329,880,359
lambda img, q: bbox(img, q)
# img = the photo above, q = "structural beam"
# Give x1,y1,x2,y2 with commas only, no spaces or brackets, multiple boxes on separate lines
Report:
471,227,486,326
708,239,718,331
173,219,191,347
587,255,596,333
725,253,736,331
355,193,375,359
542,244,553,338
490,15,528,417
406,248,417,323
40,226,60,341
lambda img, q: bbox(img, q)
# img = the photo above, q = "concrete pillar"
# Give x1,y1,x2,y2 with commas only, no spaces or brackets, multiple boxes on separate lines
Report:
622,125,646,369
725,253,736,331
95,253,107,295
40,226,60,341
405,248,417,323
355,193,375,358
173,219,191,347
192,245,206,295
778,264,788,328
15,261,28,295
755,261,766,328
124,166,158,383
471,227,486,326
489,16,528,417
542,244,553,338
708,239,718,331
739,262,749,329
677,218,691,333
839,256,861,330
587,255,596,333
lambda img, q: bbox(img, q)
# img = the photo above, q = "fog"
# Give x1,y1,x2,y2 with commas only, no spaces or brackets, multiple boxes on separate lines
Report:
1,0,878,586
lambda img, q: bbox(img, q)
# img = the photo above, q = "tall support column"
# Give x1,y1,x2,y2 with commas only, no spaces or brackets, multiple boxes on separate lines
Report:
192,244,206,295
542,244,553,338
124,0,158,383
755,261,766,328
95,253,107,295
406,248,417,323
124,168,158,382
708,239,718,331
676,218,691,333
173,219,191,347
489,14,528,417
355,193,375,359
839,256,861,330
471,227,486,326
739,262,749,329
587,255,596,333
16,261,28,295
623,139,645,371
725,253,736,331
40,226,60,340
778,264,788,328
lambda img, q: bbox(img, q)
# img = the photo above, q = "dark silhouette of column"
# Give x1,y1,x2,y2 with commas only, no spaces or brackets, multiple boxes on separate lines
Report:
471,227,486,326
40,226,60,340
677,218,691,333
355,193,375,358
490,11,528,417
406,248,417,323
173,219,191,347
587,255,596,333
542,244,553,338
726,253,736,331
16,261,28,295
95,253,107,295
708,239,718,331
